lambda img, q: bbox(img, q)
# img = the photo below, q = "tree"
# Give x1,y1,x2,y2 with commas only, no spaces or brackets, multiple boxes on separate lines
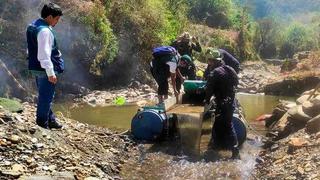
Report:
189,0,239,29
279,23,317,58
254,18,279,58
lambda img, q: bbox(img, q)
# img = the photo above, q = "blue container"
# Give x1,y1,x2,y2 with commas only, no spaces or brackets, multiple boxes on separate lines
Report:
131,109,167,141
232,115,247,146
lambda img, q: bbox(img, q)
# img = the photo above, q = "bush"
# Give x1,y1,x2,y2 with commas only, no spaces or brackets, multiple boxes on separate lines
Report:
79,2,118,75
279,23,317,58
189,0,240,29
108,0,186,64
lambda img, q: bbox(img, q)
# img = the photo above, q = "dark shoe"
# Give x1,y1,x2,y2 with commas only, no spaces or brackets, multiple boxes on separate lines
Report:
37,123,49,129
48,121,63,129
36,120,49,129
231,148,241,160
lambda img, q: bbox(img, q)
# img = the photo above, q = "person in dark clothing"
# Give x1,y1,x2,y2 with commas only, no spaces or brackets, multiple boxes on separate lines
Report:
150,47,182,103
176,55,196,92
204,49,240,159
171,32,202,75
171,32,202,59
218,49,240,74
204,48,240,80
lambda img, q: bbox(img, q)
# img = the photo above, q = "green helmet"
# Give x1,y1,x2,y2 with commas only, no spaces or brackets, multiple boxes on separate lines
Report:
206,48,222,61
181,55,192,63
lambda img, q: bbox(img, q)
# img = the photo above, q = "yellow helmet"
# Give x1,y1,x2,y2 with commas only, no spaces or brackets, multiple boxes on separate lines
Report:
196,70,204,78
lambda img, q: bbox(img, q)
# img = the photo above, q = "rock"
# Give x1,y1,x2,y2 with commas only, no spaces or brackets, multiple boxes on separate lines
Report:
128,81,141,89
297,166,304,175
272,112,290,131
0,170,22,178
288,137,309,148
42,165,49,171
136,100,148,107
31,138,38,143
52,171,75,180
88,98,96,104
9,135,20,143
28,127,37,134
288,105,312,124
306,114,320,134
310,95,320,104
256,157,265,164
302,99,320,118
16,125,27,132
33,143,44,149
20,175,54,180
48,165,57,171
11,163,25,172
295,51,310,60
296,95,311,105
84,177,100,180
270,144,279,151
265,107,287,127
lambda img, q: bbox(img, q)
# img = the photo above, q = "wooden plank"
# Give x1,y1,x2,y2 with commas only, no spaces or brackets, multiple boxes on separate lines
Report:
163,94,182,111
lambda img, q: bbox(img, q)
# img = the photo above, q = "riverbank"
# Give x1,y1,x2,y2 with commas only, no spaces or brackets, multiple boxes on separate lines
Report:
77,83,157,107
254,89,320,179
0,103,135,179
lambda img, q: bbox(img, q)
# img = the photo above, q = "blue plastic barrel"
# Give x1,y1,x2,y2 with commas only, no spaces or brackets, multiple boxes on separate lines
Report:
232,115,247,146
131,109,167,141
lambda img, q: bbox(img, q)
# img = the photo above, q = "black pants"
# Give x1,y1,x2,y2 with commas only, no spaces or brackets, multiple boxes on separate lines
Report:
211,100,238,150
151,65,169,96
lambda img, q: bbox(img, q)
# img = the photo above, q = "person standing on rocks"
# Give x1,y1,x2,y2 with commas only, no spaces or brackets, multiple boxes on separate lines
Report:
26,3,64,129
150,46,182,104
204,48,240,159
204,48,240,80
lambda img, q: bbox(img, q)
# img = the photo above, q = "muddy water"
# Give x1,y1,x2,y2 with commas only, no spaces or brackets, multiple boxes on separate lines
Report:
55,94,294,179
54,103,138,131
121,102,261,180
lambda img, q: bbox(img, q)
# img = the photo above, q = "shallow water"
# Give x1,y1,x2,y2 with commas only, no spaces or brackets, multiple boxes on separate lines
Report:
55,94,294,179
54,103,138,131
54,93,293,131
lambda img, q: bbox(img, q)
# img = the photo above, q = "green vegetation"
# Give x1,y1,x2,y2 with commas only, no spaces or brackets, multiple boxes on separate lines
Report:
107,0,187,66
81,2,119,75
242,0,320,58
0,0,319,90
188,0,240,28
0,98,23,112
279,23,318,58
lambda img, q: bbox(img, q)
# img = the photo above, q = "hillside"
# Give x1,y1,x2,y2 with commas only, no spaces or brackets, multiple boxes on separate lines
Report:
0,0,319,99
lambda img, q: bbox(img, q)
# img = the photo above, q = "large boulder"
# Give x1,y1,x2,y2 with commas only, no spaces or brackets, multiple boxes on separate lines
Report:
302,96,320,118
296,95,311,105
287,105,312,124
271,112,290,132
306,114,320,134
265,102,292,128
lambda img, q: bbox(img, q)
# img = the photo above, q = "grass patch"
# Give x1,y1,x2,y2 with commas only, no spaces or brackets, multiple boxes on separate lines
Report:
0,97,23,112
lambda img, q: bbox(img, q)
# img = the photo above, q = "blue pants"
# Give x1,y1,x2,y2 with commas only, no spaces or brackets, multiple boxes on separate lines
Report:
35,75,56,128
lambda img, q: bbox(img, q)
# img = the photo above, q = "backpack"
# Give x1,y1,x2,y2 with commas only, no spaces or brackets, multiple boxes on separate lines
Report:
152,46,176,58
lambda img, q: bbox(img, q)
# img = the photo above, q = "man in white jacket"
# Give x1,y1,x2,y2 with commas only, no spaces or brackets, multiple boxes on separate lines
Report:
26,2,64,129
